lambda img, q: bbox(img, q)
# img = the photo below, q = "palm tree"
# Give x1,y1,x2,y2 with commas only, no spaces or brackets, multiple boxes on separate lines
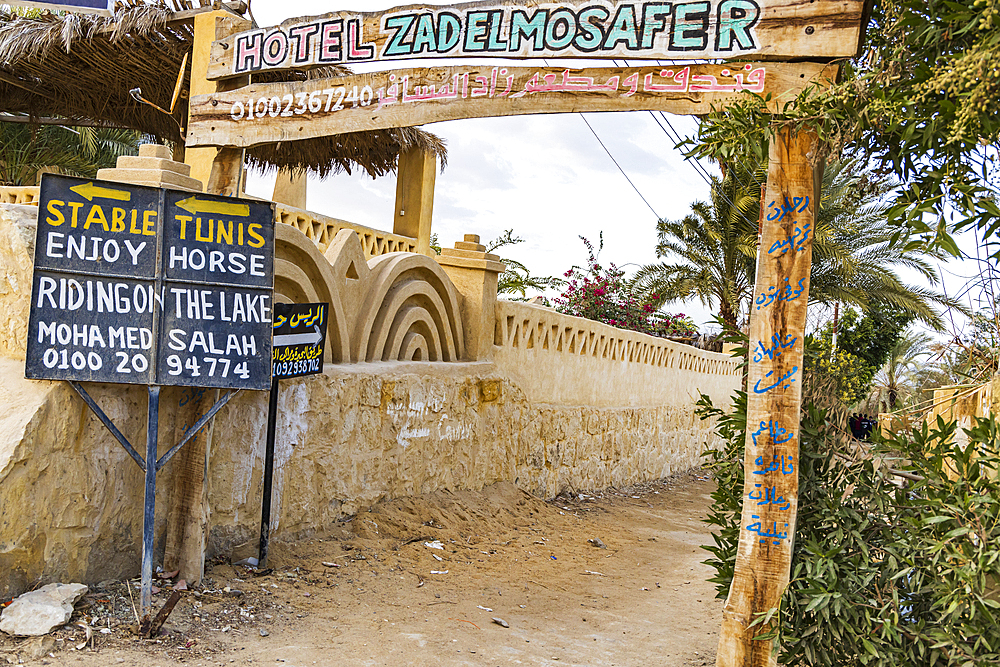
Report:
486,229,564,298
0,121,141,186
631,161,760,331
633,157,959,331
870,330,931,410
807,160,959,329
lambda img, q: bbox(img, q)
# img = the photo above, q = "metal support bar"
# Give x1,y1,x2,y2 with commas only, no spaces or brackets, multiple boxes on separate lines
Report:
258,377,279,569
156,389,239,471
140,385,160,620
68,381,145,471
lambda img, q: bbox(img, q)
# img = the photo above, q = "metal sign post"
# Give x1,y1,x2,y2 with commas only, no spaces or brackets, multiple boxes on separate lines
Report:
258,302,328,568
26,173,275,625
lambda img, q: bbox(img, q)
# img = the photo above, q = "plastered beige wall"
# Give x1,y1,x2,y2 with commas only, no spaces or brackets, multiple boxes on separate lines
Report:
0,359,728,598
0,202,739,597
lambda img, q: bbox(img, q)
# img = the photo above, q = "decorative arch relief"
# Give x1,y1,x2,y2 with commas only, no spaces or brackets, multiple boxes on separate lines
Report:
304,228,467,364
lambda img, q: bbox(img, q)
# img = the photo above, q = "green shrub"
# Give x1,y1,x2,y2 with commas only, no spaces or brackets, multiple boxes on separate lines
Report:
698,393,1000,665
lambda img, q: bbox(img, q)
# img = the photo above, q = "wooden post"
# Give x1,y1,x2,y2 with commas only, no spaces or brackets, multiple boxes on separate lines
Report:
393,146,436,256
164,8,249,584
185,10,249,195
162,388,217,584
716,127,818,667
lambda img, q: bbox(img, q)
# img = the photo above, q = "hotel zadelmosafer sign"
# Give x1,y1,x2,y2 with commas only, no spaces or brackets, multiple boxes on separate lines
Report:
26,173,275,390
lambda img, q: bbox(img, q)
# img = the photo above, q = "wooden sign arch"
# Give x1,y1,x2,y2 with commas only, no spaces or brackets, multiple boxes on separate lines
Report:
183,3,866,665
187,61,836,148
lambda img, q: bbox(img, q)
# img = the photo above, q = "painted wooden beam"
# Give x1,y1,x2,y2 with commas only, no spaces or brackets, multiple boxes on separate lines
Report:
715,126,818,667
187,62,836,148
205,0,864,80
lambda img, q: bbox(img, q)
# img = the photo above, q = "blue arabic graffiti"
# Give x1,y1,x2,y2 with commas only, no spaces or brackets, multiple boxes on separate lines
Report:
767,222,812,256
749,484,791,510
755,277,806,311
751,419,795,447
753,366,799,394
746,515,790,545
752,454,795,476
752,333,798,363
765,196,810,223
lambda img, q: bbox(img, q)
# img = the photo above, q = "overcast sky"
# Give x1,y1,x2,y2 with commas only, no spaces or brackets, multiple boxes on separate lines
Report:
244,0,983,337
245,0,719,324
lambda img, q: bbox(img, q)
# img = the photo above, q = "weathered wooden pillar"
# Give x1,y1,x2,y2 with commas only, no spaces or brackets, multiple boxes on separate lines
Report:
185,10,249,195
716,127,818,667
393,146,436,256
162,388,217,584
164,8,250,584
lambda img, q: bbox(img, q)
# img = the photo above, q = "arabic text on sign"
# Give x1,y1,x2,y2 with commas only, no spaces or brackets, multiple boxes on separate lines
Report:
273,305,324,330
227,64,768,122
766,195,810,223
755,277,806,311
753,365,799,394
752,455,795,476
752,333,798,363
767,222,812,256
751,419,795,447
746,515,789,545
273,345,323,362
748,484,791,510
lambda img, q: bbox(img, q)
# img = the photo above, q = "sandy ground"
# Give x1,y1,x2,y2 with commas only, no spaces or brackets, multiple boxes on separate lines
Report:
0,470,722,667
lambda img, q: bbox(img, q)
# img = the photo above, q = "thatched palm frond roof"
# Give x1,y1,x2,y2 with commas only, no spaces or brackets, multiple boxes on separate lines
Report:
0,3,446,178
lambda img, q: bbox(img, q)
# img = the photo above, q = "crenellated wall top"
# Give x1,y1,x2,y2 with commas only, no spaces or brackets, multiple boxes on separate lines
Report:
495,299,740,377
0,187,416,260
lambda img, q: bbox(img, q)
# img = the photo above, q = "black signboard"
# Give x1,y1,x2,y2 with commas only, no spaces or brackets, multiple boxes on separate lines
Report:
159,190,275,389
271,302,327,380
26,174,275,390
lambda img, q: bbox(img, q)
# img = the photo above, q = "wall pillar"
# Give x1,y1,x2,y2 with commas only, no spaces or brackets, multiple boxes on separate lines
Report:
393,146,436,256
436,235,505,361
97,144,202,191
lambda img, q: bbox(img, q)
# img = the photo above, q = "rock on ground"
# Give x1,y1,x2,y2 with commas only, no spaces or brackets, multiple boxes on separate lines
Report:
0,583,88,636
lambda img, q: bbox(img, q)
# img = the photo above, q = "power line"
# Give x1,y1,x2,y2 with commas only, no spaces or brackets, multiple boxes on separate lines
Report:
649,58,766,194
577,113,662,219
542,58,663,219
613,59,717,188
648,111,715,186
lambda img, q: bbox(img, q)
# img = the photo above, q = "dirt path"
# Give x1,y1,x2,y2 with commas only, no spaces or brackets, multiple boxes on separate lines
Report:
1,471,722,666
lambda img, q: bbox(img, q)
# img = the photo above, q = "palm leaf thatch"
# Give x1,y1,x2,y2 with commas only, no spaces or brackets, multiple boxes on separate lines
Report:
0,2,446,179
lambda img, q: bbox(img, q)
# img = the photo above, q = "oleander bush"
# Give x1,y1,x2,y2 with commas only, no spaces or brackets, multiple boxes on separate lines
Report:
699,384,1000,665
553,235,697,339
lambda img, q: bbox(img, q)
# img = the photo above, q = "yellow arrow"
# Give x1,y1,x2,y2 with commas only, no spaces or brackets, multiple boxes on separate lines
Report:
175,197,250,217
69,182,132,202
